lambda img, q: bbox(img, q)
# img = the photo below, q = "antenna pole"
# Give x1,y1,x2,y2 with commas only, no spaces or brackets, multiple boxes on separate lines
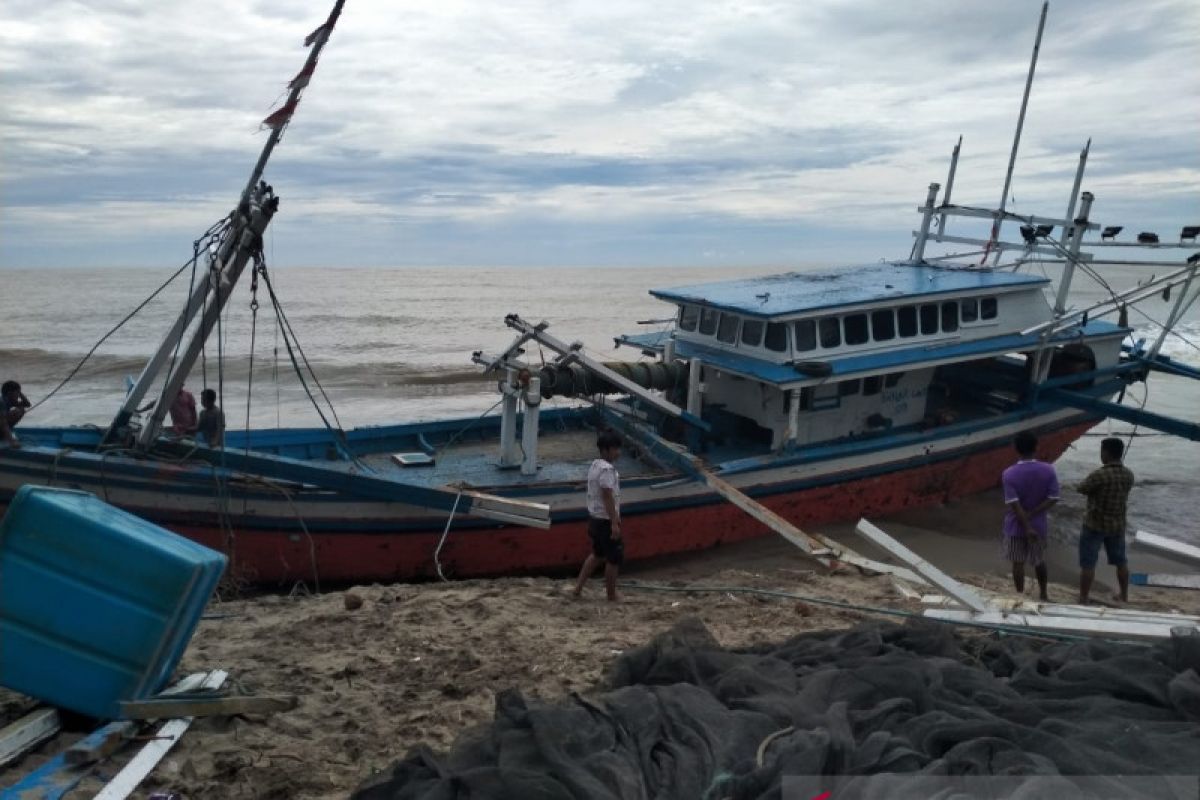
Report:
987,1,1048,265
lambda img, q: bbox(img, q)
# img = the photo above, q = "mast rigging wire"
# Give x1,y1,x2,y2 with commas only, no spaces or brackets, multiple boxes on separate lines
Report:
28,219,231,412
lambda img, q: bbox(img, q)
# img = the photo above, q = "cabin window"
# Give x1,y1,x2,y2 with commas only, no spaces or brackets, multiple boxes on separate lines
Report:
897,306,918,337
920,303,939,335
699,307,719,336
961,298,978,323
844,313,869,345
981,297,998,320
871,309,895,341
764,322,789,353
819,317,841,349
717,312,740,344
839,379,860,396
794,319,816,352
863,376,882,396
741,319,764,347
679,305,699,332
811,384,840,410
941,301,959,333
884,372,904,388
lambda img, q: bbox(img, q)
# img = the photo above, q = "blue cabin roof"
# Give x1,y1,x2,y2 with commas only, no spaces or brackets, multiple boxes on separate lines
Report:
650,262,1049,318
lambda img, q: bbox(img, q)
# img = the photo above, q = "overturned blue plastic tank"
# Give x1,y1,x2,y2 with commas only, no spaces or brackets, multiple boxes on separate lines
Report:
0,485,225,719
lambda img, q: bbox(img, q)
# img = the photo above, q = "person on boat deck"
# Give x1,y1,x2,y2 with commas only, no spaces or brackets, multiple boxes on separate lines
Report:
168,386,198,436
196,388,225,448
2,380,32,448
1001,431,1059,601
573,430,623,602
1077,437,1135,604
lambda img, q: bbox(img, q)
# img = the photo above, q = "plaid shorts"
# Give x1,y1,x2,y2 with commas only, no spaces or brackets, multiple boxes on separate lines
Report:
1002,534,1046,566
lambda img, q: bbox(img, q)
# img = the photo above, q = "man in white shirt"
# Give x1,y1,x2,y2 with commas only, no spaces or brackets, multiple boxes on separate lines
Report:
572,430,623,601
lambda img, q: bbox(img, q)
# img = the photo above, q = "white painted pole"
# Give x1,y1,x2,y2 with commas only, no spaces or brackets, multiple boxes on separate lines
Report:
785,388,801,447
686,358,703,417
521,376,541,476
498,369,520,468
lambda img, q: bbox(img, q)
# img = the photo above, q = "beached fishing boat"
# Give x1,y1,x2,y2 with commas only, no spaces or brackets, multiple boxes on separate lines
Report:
2,2,1197,585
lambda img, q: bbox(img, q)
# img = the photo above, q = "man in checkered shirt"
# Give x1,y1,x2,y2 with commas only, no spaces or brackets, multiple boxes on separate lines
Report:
1077,437,1135,604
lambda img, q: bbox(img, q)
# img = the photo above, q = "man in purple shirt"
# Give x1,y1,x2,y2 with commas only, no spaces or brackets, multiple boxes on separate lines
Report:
1001,431,1060,600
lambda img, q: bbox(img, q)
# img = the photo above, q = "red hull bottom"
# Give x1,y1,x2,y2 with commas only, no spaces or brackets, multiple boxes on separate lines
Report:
158,423,1093,584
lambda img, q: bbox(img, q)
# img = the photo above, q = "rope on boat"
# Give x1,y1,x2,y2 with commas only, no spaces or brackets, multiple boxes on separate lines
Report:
257,265,363,467
241,474,321,595
27,219,231,412
435,396,506,455
434,489,464,582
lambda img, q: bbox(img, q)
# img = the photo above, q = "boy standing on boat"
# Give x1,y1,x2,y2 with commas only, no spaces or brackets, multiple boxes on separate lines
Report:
1001,431,1059,600
573,430,623,602
1077,437,1135,604
196,388,225,448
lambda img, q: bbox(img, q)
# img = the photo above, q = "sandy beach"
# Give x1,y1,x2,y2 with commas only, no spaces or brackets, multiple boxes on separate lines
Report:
4,498,1199,799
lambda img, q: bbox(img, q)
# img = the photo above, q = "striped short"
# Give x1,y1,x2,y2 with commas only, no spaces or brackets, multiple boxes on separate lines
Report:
1002,534,1046,566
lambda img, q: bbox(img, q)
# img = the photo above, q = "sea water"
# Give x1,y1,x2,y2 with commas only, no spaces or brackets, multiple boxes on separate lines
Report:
2,264,1197,542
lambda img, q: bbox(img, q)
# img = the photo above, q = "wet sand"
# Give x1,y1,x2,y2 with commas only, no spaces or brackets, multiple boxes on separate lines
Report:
3,498,1199,799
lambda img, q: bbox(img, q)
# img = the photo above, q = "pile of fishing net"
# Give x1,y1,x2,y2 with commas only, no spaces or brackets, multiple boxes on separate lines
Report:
353,618,1200,799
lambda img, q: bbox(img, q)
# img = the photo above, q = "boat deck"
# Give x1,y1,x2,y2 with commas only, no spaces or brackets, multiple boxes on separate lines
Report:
350,426,673,491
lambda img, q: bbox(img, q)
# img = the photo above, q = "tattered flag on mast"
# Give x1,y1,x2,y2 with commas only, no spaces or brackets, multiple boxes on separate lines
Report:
259,0,344,131
261,100,299,130
288,62,317,91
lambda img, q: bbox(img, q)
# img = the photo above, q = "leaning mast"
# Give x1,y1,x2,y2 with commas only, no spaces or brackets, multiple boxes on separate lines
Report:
105,0,346,448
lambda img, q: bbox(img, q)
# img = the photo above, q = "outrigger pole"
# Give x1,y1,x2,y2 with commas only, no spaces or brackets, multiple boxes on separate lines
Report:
984,1,1048,265
105,1,346,449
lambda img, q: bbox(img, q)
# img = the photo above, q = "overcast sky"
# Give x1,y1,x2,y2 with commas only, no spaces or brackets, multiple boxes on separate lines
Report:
1,0,1196,268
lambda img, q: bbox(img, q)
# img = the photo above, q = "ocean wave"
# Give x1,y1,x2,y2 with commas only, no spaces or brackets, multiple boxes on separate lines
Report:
1130,321,1200,362
0,347,490,389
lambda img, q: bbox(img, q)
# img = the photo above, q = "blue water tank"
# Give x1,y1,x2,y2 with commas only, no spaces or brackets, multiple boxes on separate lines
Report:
0,486,226,720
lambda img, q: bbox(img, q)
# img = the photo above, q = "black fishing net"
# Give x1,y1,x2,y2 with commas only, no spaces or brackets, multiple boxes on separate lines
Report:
352,619,1200,799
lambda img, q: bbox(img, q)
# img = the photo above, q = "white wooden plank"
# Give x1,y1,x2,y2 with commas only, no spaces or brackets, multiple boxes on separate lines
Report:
808,531,928,585
924,608,1199,641
1132,530,1200,564
854,518,990,613
1130,572,1200,590
92,669,229,800
0,707,60,768
890,576,923,600
1010,602,1200,623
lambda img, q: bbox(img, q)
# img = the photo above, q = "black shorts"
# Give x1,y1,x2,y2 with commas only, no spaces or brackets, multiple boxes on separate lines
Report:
587,517,624,566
